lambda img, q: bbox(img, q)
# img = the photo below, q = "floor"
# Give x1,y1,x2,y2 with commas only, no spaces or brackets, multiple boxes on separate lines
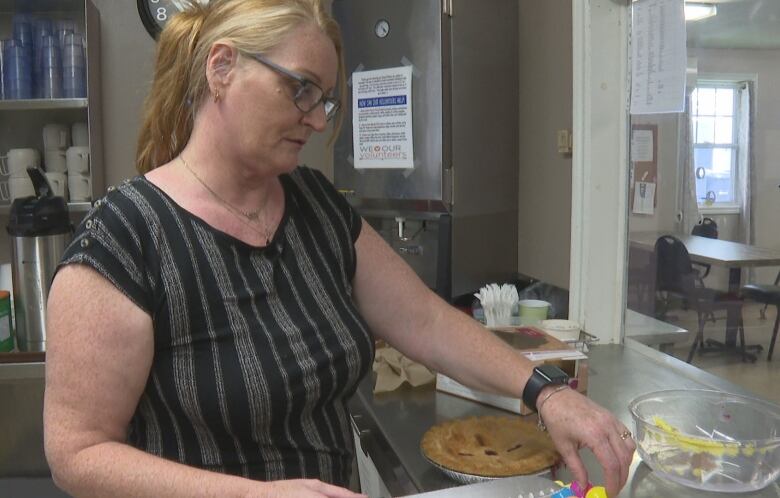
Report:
650,302,780,404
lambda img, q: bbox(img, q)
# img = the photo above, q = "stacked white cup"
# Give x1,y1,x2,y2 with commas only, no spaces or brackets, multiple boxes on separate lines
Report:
1,148,40,201
43,123,70,201
67,122,90,202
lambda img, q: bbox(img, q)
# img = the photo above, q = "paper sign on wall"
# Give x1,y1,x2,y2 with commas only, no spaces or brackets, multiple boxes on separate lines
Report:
630,0,687,114
352,66,414,169
631,129,654,162
633,181,656,215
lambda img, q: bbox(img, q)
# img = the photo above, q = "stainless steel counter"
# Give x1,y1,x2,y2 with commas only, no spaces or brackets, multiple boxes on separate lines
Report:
349,340,780,497
3,342,780,497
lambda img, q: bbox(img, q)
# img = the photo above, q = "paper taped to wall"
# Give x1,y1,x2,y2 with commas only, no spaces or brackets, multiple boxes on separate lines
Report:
630,0,687,114
633,181,656,215
351,66,414,169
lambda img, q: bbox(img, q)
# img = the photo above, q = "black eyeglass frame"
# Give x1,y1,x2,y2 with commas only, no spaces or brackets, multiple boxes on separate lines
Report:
244,52,340,122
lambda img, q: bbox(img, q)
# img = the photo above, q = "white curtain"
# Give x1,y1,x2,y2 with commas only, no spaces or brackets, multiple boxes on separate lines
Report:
677,89,700,234
737,81,755,281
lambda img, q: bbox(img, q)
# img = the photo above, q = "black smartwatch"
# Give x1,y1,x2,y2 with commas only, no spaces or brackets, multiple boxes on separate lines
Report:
522,364,569,412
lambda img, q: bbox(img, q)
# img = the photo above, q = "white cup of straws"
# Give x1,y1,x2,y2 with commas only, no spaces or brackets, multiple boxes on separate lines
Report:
474,283,519,327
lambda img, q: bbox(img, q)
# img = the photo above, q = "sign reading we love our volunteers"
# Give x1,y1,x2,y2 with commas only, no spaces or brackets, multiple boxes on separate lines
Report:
352,66,414,169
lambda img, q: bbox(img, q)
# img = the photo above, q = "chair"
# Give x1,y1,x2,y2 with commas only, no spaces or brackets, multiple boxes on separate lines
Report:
627,246,655,314
759,271,780,320
692,217,718,238
654,235,760,363
741,284,780,361
691,217,718,280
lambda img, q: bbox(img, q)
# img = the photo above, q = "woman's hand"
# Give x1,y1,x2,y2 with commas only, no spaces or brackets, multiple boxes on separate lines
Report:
251,479,366,498
538,387,636,497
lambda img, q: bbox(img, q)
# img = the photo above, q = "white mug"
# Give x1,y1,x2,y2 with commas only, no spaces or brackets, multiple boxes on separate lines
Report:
43,124,70,149
1,148,41,176
44,148,68,173
67,173,91,201
4,176,36,200
72,122,89,147
45,172,68,200
66,146,90,175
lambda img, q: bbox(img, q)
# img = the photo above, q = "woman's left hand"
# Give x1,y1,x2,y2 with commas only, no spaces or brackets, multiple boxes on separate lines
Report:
538,387,636,497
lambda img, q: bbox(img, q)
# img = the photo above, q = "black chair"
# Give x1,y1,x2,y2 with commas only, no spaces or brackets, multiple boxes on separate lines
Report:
654,235,760,363
759,271,780,320
692,217,718,238
741,284,780,361
627,246,655,313
691,217,718,280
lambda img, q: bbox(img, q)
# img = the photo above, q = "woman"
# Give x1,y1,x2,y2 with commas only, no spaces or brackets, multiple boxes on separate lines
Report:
43,1,635,497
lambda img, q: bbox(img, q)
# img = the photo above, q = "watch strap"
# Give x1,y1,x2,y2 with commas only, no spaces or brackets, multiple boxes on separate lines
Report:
522,366,568,412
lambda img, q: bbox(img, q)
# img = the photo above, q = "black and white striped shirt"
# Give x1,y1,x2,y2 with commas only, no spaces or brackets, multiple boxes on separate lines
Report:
59,166,374,486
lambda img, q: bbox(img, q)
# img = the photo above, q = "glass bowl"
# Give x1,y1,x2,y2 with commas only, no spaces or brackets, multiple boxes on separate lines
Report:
628,389,780,493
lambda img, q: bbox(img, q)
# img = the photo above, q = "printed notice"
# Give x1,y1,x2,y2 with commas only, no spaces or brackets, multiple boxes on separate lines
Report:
630,0,687,114
352,66,414,169
631,129,654,162
633,181,656,215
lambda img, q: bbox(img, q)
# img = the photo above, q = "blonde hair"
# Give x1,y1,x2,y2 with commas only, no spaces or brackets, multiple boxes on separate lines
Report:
135,0,345,173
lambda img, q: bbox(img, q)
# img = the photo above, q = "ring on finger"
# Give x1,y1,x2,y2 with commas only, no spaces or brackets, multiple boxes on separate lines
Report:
619,430,632,440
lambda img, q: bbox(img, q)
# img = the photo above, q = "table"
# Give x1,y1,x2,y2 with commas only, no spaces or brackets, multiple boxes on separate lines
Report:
624,309,689,352
630,231,780,347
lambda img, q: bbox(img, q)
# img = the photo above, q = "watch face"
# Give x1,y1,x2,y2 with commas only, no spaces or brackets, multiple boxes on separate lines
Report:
137,0,210,39
536,364,569,383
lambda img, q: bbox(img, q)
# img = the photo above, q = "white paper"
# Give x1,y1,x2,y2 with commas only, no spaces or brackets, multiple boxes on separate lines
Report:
351,66,414,169
633,181,656,215
631,129,654,162
630,0,687,114
522,350,588,361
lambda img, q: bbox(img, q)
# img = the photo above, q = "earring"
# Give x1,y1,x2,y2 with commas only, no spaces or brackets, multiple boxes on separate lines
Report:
213,90,221,103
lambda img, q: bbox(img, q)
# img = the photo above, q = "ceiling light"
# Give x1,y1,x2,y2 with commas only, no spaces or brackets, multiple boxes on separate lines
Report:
685,3,717,21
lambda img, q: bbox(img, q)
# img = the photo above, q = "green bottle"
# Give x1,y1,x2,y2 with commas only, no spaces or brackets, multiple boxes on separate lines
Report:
0,291,14,352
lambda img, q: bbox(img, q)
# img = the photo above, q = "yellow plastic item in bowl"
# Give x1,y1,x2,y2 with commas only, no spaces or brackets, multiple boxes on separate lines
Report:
629,389,780,493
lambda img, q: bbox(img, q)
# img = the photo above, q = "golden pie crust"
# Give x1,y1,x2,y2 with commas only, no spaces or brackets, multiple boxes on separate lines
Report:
421,416,560,477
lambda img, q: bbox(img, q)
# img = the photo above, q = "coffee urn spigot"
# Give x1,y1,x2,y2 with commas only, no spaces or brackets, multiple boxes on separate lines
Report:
395,216,406,241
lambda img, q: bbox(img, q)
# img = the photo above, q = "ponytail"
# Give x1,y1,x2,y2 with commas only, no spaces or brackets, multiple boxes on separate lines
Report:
136,4,209,173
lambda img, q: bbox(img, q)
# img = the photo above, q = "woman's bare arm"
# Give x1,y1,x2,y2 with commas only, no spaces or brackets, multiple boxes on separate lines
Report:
351,223,635,496
44,265,362,498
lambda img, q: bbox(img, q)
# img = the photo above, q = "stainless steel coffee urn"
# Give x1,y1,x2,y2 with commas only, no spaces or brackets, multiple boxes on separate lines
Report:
6,168,72,352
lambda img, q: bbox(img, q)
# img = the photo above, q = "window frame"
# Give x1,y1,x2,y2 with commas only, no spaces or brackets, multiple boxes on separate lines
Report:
690,79,743,212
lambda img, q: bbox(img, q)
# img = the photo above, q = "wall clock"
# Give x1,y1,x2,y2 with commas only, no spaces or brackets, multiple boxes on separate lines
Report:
138,0,209,39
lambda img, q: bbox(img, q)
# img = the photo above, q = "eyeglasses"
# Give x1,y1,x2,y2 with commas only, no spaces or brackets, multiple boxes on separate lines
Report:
245,52,340,122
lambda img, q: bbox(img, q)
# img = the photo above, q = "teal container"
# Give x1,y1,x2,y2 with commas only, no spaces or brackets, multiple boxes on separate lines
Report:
0,291,14,352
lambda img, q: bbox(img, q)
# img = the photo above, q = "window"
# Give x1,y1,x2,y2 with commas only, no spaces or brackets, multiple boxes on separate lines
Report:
691,82,741,207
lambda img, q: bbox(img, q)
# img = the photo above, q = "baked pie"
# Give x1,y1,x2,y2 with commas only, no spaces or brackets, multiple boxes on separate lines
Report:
421,415,560,477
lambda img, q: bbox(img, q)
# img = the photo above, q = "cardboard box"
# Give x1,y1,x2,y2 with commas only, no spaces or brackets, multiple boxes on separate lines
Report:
436,326,588,415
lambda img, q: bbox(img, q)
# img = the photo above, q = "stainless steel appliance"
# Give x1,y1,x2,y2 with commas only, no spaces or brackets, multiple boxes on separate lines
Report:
7,168,72,352
333,0,519,300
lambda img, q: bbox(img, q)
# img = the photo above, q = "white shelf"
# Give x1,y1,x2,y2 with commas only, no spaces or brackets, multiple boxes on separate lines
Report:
0,99,88,111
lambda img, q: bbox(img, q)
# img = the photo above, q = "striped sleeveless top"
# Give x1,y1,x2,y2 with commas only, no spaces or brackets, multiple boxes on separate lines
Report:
59,166,375,486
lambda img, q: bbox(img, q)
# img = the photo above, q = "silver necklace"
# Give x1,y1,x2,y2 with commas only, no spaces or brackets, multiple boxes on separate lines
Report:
180,155,274,245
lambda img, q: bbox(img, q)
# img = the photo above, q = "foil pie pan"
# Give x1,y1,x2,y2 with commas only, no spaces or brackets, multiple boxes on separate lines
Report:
422,452,554,485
